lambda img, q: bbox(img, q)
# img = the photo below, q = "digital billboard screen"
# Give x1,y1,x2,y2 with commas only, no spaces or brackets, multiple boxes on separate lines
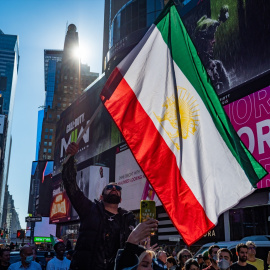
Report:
224,86,270,188
179,0,270,96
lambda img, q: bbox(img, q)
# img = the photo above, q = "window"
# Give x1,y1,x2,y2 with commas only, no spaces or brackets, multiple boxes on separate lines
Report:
44,135,48,139
49,142,52,146
48,114,52,119
45,128,48,132
48,149,52,153
47,155,51,159
49,129,53,133
43,148,47,153
49,135,52,139
64,76,67,80
44,142,47,146
57,115,60,120
63,104,66,107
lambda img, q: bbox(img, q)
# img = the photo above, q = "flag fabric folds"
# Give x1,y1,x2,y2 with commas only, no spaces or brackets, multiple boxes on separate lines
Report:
100,1,267,245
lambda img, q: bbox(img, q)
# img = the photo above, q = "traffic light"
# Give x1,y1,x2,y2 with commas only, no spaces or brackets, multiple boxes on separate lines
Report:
16,229,25,239
0,230,3,238
16,230,21,238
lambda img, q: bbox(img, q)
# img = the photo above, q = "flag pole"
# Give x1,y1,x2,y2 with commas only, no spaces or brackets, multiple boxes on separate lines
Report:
62,102,103,165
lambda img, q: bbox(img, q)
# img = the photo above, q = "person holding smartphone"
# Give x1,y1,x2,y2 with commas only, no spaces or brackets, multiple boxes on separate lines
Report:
62,142,136,270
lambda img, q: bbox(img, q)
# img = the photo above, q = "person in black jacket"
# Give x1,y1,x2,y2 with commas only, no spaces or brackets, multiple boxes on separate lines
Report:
62,142,136,270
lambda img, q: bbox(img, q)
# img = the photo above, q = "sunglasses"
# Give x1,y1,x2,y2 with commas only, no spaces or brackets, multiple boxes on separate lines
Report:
105,184,122,191
248,246,256,250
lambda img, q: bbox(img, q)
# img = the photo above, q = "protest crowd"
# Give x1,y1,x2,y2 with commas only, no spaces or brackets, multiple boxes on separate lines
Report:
0,142,268,270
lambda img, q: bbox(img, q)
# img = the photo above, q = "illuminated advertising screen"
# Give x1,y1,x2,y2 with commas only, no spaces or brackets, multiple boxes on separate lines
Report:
115,144,161,210
223,86,270,188
49,176,72,224
53,75,124,174
178,0,270,96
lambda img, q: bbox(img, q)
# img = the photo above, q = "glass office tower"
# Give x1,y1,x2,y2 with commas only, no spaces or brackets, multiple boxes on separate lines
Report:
44,50,63,112
0,30,19,224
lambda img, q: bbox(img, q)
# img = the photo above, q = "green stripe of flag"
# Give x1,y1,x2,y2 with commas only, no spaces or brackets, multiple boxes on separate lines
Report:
155,1,267,186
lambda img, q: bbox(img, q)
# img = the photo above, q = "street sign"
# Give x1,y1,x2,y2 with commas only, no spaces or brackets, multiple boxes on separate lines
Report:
34,237,51,243
25,216,42,222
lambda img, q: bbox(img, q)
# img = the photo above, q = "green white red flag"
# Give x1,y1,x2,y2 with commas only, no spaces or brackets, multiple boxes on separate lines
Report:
100,1,267,245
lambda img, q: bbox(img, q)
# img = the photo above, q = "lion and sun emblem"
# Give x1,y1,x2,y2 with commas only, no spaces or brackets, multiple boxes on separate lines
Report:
154,87,200,150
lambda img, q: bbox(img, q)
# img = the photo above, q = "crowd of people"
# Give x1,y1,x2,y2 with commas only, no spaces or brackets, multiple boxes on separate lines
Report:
0,238,268,270
0,241,74,270
0,142,268,269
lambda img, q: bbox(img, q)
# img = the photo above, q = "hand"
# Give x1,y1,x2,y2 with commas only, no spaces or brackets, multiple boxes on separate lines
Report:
127,219,158,245
149,243,159,252
66,142,79,156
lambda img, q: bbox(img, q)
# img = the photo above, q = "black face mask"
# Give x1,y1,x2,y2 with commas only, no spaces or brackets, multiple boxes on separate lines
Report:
102,193,121,204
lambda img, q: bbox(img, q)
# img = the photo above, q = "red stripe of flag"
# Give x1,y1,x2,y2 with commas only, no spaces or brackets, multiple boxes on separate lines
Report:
101,68,215,245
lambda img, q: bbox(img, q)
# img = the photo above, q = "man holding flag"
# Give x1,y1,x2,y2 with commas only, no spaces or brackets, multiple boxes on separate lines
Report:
100,0,267,246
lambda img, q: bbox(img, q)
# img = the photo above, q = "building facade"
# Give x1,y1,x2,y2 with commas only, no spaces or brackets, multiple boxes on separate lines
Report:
38,24,99,161
0,30,19,225
2,186,21,243
103,0,165,73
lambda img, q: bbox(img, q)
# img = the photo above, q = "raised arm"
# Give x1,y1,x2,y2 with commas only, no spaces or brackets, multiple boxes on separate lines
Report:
62,142,92,218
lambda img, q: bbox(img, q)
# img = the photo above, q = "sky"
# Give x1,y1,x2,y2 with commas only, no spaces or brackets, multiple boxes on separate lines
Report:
0,0,105,228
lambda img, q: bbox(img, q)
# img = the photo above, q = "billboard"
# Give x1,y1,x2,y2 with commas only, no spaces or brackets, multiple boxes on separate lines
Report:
50,140,162,223
115,144,161,210
28,160,54,217
223,86,270,188
53,75,124,174
178,0,270,96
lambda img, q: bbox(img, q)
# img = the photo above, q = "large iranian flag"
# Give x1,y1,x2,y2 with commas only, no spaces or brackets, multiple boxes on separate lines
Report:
100,1,267,245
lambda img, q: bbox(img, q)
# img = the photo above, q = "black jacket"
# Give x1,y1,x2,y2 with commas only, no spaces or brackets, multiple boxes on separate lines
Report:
62,156,136,270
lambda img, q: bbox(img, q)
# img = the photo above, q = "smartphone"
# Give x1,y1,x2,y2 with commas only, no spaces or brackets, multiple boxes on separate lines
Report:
139,200,156,223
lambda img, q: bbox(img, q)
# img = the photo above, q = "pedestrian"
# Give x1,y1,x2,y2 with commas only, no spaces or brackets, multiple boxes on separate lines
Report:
202,245,220,270
62,142,136,270
0,249,10,270
184,259,200,270
46,242,70,270
246,241,264,270
216,248,233,270
176,249,192,270
153,250,167,270
202,252,211,268
166,256,177,270
8,245,42,270
196,255,204,270
231,243,257,270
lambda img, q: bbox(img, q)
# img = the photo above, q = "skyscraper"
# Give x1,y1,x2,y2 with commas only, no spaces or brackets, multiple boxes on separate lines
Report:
44,50,63,112
102,0,165,73
38,24,98,161
0,30,19,224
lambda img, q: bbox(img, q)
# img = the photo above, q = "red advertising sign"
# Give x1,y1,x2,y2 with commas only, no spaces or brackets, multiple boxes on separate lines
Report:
224,86,270,188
